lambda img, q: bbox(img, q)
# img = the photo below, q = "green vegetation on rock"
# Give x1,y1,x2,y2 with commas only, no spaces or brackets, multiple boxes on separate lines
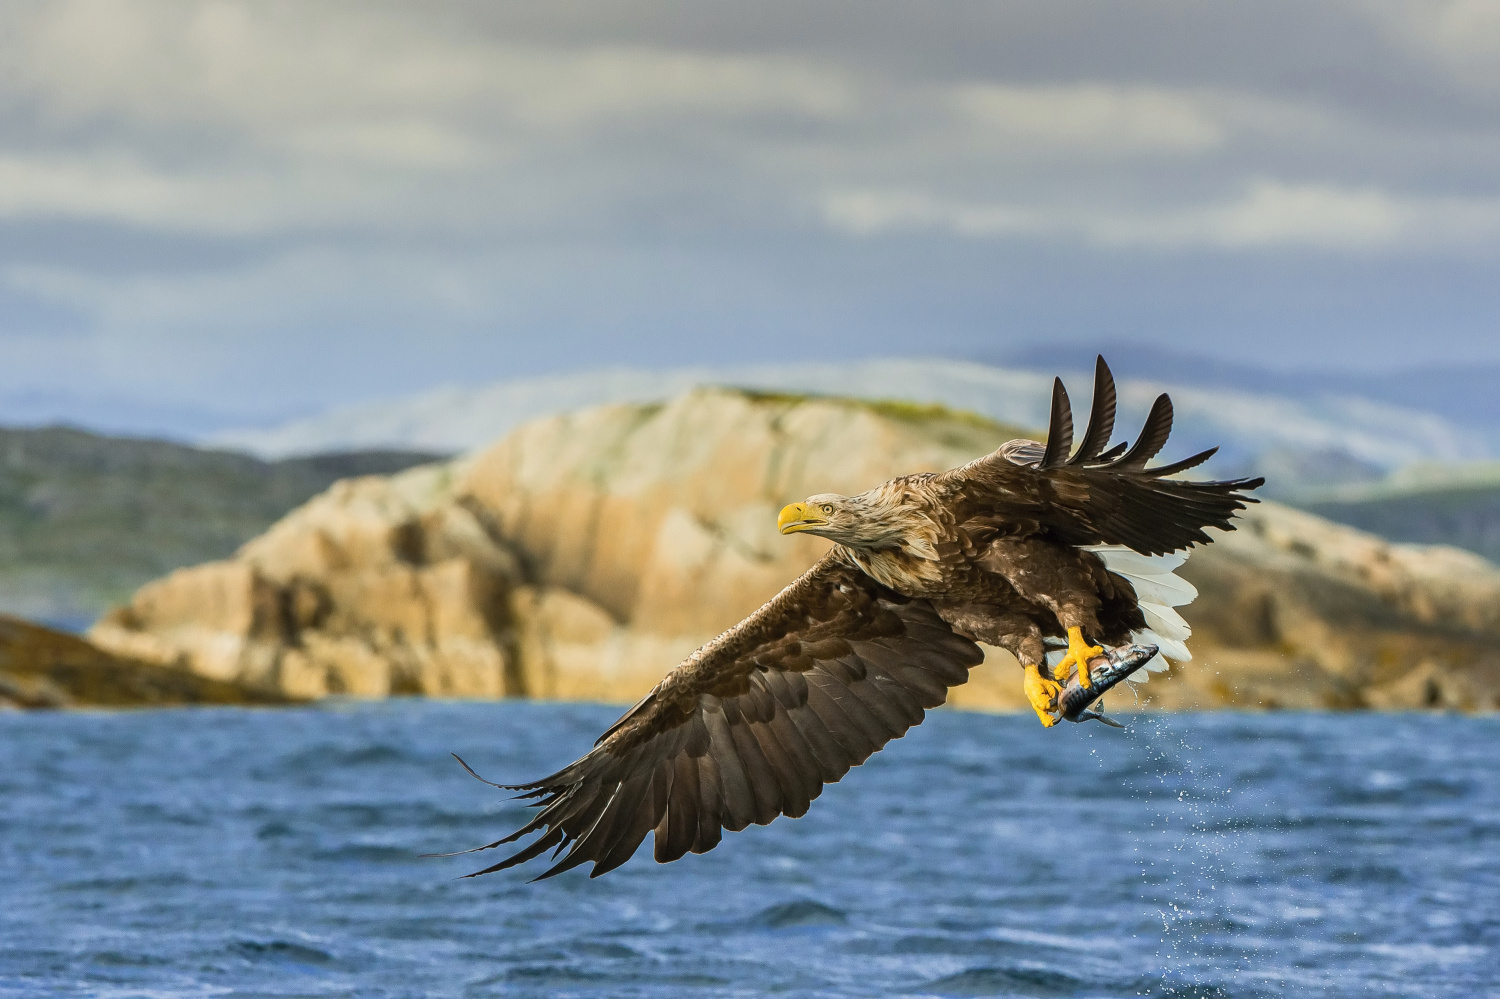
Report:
730,386,1011,430
0,614,292,708
726,387,1025,454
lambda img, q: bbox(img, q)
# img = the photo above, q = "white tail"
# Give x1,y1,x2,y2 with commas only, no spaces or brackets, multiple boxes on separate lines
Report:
1046,545,1198,684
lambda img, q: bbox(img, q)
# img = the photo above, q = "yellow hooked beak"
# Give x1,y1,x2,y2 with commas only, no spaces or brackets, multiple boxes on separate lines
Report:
778,502,826,535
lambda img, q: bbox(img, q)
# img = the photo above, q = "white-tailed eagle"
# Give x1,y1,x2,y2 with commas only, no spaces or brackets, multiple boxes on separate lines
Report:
444,357,1263,879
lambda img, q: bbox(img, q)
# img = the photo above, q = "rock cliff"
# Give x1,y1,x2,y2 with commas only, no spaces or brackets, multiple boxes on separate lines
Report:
90,389,1500,712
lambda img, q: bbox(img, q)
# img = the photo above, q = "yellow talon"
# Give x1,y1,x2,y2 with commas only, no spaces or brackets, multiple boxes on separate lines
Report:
1024,664,1062,727
1055,626,1105,690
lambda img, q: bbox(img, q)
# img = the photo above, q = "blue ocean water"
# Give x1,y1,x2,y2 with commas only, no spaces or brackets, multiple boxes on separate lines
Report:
1,703,1496,998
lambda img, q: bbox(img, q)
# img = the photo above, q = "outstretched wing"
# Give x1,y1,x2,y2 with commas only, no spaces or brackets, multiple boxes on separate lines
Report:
945,355,1264,555
453,553,983,880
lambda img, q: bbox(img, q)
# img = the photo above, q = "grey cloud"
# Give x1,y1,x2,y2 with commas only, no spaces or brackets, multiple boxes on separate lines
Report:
0,1,1497,436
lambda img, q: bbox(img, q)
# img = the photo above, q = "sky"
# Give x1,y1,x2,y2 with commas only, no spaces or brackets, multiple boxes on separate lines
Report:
2,1,1499,437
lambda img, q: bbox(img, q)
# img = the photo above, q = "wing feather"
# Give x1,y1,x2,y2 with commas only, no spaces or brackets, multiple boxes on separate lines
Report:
1105,392,1174,471
754,718,814,818
702,702,757,832
801,675,881,761
1067,354,1118,466
949,357,1263,556
779,697,853,783
691,750,726,853
449,554,983,878
590,768,668,877
1038,378,1075,468
656,752,697,863
817,666,902,745
723,699,784,824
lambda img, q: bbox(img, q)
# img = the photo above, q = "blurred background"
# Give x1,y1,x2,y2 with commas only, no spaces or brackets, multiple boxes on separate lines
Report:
5,9,1500,995
5,1,1500,434
2,1,1499,710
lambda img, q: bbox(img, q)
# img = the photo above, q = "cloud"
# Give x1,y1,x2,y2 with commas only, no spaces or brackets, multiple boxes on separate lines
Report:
1,1,1499,431
12,3,853,136
0,153,331,235
1192,182,1406,250
1370,1,1500,91
0,2,858,239
4,2,1496,250
946,84,1223,154
821,180,1500,252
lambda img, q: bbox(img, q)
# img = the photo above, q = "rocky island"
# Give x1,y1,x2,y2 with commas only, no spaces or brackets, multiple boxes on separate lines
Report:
86,389,1500,712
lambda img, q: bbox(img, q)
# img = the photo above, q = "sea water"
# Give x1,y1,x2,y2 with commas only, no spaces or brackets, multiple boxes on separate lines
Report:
1,702,1495,998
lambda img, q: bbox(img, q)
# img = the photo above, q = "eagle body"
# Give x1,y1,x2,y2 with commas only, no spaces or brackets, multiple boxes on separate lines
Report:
822,474,1151,669
445,358,1263,880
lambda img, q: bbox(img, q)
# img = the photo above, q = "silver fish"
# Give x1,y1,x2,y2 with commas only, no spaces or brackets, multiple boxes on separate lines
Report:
1055,643,1158,727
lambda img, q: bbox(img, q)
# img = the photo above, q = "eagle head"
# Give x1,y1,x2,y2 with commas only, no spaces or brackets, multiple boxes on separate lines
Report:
777,490,926,553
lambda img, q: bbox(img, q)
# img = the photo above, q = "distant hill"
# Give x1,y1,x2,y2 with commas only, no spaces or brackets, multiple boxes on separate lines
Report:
206,360,1485,492
1299,484,1500,565
1273,462,1500,564
0,426,444,628
1004,342,1500,454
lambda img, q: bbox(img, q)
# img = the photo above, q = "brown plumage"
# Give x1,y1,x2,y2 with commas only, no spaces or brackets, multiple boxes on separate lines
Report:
447,356,1263,879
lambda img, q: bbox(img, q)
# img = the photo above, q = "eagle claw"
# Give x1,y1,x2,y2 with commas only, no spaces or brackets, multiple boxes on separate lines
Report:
1055,626,1105,689
1023,665,1062,727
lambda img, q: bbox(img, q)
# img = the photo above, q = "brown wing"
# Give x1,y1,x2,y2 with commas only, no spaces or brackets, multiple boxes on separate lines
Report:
452,553,983,880
946,355,1264,555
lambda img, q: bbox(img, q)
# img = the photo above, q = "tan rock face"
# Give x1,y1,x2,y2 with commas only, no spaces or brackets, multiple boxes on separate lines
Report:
457,392,1002,623
91,387,1500,711
451,389,1016,699
1166,504,1500,711
92,463,523,700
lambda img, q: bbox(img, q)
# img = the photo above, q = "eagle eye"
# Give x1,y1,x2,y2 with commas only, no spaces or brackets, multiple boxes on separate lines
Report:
821,503,834,515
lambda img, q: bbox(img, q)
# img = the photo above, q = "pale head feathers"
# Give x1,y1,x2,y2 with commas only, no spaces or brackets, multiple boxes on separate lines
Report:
779,481,941,560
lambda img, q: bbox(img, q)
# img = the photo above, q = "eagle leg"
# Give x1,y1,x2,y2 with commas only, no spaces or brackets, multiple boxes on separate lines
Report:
1023,664,1063,727
1053,626,1104,690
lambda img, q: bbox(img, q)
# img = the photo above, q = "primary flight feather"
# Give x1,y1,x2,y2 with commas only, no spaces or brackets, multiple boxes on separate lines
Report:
446,357,1263,879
